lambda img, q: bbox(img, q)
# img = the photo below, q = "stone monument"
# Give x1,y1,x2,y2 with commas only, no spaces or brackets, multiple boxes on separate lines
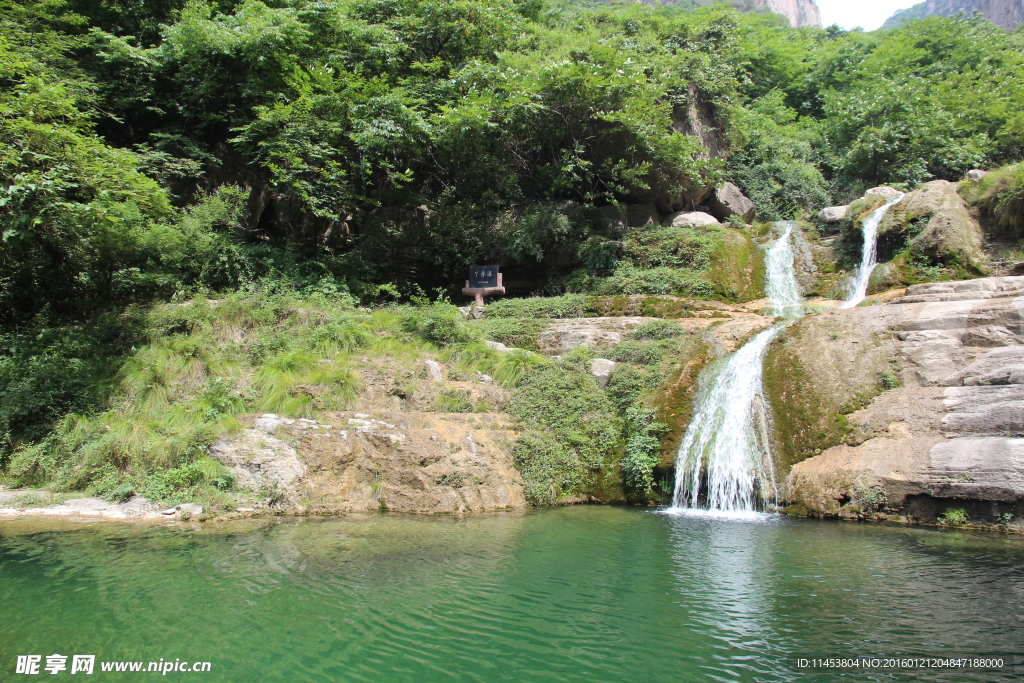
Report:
462,265,505,306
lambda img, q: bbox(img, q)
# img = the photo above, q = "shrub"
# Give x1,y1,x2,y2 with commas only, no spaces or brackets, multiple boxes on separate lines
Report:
399,304,475,346
604,364,649,413
512,431,586,506
621,225,722,271
939,508,969,526
431,389,474,413
965,164,1024,237
485,294,588,319
626,320,685,341
621,407,668,497
475,318,549,351
596,265,716,298
610,340,673,366
508,359,622,502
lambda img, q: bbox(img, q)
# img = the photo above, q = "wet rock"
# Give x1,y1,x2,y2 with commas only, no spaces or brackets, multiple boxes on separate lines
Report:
707,316,776,353
779,275,1024,520
0,495,167,521
967,169,989,181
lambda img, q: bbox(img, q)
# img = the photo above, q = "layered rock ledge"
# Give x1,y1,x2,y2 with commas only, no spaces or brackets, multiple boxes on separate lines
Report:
780,276,1024,528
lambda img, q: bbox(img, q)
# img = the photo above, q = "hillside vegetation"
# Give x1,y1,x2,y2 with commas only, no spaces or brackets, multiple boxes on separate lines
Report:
2,0,1023,504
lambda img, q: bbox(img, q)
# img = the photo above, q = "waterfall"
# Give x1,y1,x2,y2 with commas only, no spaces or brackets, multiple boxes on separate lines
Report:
840,193,904,309
668,222,804,516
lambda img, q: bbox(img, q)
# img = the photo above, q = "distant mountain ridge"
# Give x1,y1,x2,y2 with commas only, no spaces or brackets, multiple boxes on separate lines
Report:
627,0,822,27
883,0,1024,30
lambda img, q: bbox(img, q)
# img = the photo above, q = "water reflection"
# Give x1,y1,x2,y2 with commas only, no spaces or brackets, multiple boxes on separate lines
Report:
2,509,1024,682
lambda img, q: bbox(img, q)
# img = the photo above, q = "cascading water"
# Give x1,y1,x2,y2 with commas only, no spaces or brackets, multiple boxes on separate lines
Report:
840,193,904,309
669,222,805,516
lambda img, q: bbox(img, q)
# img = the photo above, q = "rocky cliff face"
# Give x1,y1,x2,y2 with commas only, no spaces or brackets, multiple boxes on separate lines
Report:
757,0,821,27
635,0,821,27
884,0,1024,30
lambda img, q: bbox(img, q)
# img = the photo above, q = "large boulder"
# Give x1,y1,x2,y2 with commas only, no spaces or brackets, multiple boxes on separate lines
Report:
708,182,756,223
892,180,987,273
817,205,848,223
866,186,903,199
626,203,661,228
663,211,721,228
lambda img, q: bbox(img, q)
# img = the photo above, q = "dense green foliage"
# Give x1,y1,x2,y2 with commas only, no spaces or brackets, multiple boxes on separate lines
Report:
3,0,1022,321
507,354,623,503
2,0,1024,500
962,164,1024,236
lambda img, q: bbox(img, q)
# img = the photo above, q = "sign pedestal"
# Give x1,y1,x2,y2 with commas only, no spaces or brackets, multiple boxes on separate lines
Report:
462,272,505,307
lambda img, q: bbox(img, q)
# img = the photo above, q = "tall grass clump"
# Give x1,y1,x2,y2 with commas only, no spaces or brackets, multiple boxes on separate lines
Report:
3,290,376,500
964,164,1024,236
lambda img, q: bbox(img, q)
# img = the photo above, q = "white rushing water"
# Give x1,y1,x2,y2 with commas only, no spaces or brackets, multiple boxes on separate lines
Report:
840,193,904,309
669,223,804,516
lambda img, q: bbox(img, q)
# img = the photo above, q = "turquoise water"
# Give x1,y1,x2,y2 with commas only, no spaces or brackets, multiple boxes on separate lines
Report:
1,507,1023,682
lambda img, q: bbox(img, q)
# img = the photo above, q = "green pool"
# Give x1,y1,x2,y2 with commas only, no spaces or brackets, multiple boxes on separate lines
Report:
1,507,1022,682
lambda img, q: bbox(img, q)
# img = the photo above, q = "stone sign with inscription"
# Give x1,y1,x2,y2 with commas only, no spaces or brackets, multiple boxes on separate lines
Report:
463,265,505,305
469,265,499,289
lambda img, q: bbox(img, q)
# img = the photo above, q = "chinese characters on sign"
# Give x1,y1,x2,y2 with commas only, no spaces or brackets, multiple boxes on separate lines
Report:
468,266,499,289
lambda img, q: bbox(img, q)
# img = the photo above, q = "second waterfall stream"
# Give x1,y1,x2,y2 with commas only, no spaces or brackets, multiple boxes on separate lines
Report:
669,222,805,517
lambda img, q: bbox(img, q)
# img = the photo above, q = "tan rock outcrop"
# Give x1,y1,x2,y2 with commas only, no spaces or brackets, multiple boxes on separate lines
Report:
781,276,1024,525
211,411,526,515
817,206,848,223
538,317,660,356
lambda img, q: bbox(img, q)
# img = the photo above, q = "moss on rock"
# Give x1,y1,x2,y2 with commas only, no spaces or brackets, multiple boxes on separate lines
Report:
762,310,897,470
706,229,766,303
650,337,715,466
877,180,987,277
